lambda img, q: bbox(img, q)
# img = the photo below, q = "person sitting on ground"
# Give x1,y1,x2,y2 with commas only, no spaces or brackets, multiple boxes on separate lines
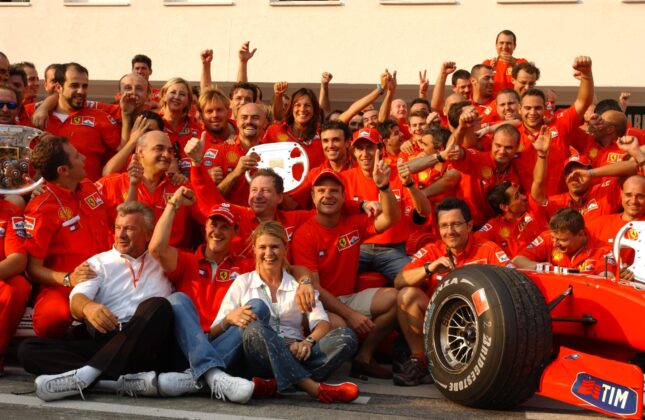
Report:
214,221,359,403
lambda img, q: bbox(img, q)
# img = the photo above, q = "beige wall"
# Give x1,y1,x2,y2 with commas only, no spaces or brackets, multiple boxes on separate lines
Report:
2,0,645,101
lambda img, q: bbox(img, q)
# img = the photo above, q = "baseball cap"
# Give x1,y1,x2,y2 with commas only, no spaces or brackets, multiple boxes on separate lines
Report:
351,128,381,146
564,155,592,172
207,203,238,225
312,168,344,188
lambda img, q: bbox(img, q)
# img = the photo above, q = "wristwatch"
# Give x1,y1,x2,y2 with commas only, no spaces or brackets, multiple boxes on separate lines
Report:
304,336,316,346
299,277,313,286
424,262,433,276
63,273,72,287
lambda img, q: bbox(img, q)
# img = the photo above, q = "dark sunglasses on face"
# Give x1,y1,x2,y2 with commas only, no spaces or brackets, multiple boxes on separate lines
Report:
0,101,18,110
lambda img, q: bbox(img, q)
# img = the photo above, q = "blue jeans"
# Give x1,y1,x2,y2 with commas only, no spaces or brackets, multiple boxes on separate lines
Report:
241,299,358,392
359,242,411,282
167,292,244,381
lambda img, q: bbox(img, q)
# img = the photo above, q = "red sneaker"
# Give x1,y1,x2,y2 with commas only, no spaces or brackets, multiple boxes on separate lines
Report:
252,377,277,398
317,382,359,404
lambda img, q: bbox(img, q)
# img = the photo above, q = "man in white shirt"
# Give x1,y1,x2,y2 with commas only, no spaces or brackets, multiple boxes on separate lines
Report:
18,202,186,401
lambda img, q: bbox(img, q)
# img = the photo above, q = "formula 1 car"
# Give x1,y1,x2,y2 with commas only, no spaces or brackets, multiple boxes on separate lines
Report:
423,221,645,419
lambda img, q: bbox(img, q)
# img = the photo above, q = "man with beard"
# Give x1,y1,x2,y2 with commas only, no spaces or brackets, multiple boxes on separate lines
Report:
470,64,496,124
96,130,202,249
199,102,266,206
36,63,121,181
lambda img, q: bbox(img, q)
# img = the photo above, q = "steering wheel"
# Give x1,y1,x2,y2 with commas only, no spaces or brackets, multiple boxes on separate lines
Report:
244,142,309,193
613,221,645,284
0,125,44,195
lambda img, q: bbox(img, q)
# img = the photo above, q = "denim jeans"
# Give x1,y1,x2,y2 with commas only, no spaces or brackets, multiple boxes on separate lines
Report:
241,298,358,392
359,242,411,282
167,292,244,381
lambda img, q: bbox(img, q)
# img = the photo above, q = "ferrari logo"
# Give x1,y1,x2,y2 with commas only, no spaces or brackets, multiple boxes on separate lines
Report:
58,207,73,221
218,270,229,281
338,237,347,249
627,228,638,240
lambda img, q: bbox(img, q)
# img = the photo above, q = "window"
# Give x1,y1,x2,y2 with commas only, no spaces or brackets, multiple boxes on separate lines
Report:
0,0,30,6
269,0,342,6
64,0,129,5
163,0,233,5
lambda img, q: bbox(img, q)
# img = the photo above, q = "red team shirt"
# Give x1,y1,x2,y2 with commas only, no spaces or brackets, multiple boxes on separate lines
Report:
292,214,377,296
166,246,254,332
543,177,621,222
482,57,527,96
163,117,202,175
44,108,121,181
0,200,26,259
202,139,251,206
517,230,615,275
404,236,511,295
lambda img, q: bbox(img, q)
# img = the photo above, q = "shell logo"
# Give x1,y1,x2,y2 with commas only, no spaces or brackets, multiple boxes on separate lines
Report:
499,226,510,238
58,207,73,221
227,151,239,163
482,167,492,178
277,132,289,142
419,171,429,182
588,148,597,159
552,250,564,262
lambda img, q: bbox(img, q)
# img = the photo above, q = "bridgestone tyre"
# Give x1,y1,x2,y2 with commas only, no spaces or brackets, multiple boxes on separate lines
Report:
423,265,552,409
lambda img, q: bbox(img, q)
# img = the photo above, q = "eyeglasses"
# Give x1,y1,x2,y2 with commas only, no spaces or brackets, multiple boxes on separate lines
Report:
0,101,18,110
438,221,468,231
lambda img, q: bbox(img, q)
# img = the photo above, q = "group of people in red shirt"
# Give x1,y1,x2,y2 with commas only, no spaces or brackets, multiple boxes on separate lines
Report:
0,28,644,401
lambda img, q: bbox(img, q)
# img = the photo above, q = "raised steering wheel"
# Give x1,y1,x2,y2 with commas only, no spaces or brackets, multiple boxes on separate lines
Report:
613,221,645,284
244,142,309,193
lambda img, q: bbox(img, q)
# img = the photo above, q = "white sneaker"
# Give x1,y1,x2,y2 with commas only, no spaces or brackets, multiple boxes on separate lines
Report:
208,369,254,404
158,370,203,397
35,370,87,401
116,371,158,397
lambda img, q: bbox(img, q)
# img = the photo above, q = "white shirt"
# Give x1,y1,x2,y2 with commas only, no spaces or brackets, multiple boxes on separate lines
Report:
213,270,328,341
71,248,172,323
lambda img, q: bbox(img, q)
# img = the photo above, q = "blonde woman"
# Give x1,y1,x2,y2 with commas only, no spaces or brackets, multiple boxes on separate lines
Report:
213,221,359,403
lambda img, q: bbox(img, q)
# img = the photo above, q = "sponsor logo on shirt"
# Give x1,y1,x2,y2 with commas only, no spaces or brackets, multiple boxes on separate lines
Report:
81,116,95,127
285,226,295,242
495,251,509,263
337,230,360,251
580,259,597,272
0,221,5,237
571,372,638,416
23,216,35,231
318,250,326,257
204,149,217,159
84,192,104,209
106,115,117,125
391,189,401,201
479,223,492,232
198,268,207,277
230,271,239,280
607,153,623,163
586,199,599,212
218,269,231,281
412,247,428,261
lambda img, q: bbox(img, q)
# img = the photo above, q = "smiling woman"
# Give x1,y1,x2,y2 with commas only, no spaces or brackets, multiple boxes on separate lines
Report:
213,221,360,403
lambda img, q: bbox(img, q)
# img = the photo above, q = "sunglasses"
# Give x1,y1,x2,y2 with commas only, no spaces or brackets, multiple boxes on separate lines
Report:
0,101,18,110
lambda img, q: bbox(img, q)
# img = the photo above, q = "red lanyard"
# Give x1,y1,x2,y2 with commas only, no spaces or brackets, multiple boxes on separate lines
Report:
122,254,146,287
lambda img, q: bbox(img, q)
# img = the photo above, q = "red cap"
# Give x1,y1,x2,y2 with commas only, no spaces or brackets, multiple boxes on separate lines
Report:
207,203,238,225
351,128,381,146
564,155,592,172
312,168,344,188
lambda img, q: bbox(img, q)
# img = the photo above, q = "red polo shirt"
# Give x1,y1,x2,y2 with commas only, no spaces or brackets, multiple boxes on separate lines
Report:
517,230,615,275
167,245,254,332
543,177,622,222
45,109,121,181
0,199,26,259
292,214,377,296
482,57,527,96
163,116,202,175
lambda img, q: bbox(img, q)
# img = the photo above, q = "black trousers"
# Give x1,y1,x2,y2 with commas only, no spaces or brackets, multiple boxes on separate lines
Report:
18,297,187,380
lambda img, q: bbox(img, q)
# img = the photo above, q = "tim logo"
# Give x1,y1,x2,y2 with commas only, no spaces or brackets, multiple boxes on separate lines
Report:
571,373,638,416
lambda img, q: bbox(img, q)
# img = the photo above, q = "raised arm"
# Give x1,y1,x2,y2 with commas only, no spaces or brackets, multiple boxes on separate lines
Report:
272,81,288,123
418,70,429,100
237,41,257,83
318,72,333,115
397,158,431,218
531,125,551,204
373,150,401,232
149,186,195,272
338,70,389,125
200,49,214,92
572,56,594,120
430,61,456,112
103,114,150,176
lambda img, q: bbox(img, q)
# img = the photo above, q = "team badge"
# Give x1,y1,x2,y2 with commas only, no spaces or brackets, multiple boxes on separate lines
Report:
204,150,217,159
84,192,104,209
82,116,95,127
72,116,82,125
412,247,428,261
23,216,35,231
337,230,360,251
586,199,599,212
230,272,239,280
607,153,621,163
496,251,509,263
58,207,73,221
218,270,230,281
106,115,117,125
627,228,638,240
479,223,492,232
198,268,206,277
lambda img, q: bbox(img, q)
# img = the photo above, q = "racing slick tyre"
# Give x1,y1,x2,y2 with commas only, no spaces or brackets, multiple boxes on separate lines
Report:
423,265,552,409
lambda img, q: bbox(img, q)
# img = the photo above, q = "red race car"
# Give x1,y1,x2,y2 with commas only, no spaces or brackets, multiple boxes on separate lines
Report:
423,221,645,419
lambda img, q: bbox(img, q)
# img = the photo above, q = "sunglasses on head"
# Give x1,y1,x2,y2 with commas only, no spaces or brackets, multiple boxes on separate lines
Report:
0,101,17,110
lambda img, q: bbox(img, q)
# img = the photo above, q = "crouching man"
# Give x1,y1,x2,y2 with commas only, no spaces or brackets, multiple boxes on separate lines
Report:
18,202,187,401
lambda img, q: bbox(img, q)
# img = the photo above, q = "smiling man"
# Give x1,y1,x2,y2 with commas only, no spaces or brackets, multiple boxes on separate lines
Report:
483,30,528,96
96,130,203,248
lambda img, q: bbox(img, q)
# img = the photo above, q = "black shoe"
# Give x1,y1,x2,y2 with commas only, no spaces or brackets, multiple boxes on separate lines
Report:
350,359,393,380
393,357,433,386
